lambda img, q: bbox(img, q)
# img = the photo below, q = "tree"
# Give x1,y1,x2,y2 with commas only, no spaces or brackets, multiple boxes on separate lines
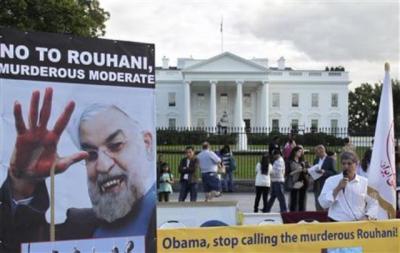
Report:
349,80,400,134
0,0,109,37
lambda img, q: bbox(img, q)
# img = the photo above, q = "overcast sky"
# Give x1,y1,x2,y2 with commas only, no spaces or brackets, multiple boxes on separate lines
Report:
99,0,399,89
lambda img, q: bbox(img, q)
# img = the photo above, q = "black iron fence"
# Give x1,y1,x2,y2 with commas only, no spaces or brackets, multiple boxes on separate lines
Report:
156,127,399,180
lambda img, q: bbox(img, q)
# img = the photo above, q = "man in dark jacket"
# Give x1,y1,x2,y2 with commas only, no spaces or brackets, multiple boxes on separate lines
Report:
268,136,281,156
313,145,337,211
178,146,199,202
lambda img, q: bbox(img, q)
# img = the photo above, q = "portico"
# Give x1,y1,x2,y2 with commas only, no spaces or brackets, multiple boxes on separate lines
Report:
181,52,269,128
183,80,269,129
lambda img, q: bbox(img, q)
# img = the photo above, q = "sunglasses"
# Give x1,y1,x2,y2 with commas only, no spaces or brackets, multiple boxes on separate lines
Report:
341,162,354,166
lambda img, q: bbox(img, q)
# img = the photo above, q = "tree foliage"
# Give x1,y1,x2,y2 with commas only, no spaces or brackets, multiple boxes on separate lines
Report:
0,0,109,37
349,80,400,134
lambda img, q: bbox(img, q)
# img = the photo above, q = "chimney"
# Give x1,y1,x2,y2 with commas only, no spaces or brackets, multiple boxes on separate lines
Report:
277,56,285,70
162,56,169,69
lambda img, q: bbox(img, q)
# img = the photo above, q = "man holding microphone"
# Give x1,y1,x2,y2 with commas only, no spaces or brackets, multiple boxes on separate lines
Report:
318,152,378,221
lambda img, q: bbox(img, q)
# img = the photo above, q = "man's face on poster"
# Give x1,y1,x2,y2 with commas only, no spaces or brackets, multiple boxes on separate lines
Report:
79,107,151,222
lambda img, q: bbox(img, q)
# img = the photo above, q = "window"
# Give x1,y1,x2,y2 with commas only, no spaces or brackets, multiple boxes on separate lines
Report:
331,119,338,134
331,119,338,129
331,93,338,107
168,118,176,128
197,93,205,107
311,93,319,107
291,119,299,131
311,119,318,133
244,119,251,133
291,93,299,107
220,93,228,110
168,92,176,107
272,93,280,107
244,93,251,107
272,119,279,131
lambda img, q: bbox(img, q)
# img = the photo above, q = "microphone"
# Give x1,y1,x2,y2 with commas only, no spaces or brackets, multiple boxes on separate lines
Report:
342,170,348,193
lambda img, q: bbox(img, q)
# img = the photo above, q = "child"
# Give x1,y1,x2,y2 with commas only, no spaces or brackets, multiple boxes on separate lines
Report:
158,162,174,202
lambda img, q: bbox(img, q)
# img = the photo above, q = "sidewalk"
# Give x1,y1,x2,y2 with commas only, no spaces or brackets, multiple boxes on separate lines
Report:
164,191,317,213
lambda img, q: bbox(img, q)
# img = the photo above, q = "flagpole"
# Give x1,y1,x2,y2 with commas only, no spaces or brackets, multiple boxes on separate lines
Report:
220,16,223,53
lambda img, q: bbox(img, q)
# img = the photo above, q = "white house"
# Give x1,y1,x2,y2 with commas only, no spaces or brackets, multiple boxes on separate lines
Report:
155,52,350,131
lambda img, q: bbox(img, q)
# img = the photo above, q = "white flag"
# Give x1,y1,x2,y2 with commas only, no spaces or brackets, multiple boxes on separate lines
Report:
367,63,396,219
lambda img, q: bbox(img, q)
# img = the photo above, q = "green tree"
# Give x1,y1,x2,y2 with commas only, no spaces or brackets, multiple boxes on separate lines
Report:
0,0,109,37
349,80,400,134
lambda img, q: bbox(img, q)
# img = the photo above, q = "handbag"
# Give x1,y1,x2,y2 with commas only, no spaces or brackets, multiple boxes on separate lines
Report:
292,181,304,189
217,163,226,174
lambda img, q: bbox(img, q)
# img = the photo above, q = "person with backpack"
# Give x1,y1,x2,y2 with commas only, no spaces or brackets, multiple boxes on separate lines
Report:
220,145,237,192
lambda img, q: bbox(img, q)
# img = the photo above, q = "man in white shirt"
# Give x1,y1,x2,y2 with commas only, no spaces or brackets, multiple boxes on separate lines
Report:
197,142,222,201
318,152,378,221
313,145,337,211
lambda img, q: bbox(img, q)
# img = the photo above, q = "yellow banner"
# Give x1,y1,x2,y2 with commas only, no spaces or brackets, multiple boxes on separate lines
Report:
157,220,400,253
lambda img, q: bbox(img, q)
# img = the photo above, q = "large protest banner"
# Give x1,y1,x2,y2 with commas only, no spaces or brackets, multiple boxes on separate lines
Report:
158,220,400,253
0,28,156,253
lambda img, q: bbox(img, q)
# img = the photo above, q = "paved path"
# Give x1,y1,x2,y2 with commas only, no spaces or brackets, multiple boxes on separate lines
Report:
165,191,317,213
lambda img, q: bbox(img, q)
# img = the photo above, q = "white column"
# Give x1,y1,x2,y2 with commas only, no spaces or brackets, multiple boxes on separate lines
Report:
265,81,269,130
234,80,243,128
256,86,261,127
209,80,217,128
184,81,191,127
260,81,268,128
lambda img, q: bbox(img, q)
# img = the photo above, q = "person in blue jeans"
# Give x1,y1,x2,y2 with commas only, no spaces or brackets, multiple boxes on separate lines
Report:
178,146,199,202
219,145,236,192
265,149,287,212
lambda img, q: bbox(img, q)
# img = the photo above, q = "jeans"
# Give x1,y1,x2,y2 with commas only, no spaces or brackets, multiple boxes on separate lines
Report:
265,182,287,212
289,188,307,212
314,179,324,211
254,186,270,212
178,181,198,202
221,171,234,192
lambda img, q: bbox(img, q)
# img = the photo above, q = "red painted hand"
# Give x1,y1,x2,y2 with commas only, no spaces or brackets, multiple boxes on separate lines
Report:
9,87,88,198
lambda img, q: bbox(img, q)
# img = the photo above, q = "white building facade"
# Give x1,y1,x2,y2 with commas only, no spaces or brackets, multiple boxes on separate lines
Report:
155,52,350,131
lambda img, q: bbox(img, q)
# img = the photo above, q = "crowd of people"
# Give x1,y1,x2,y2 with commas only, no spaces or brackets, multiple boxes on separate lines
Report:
156,142,237,203
254,135,400,221
156,136,400,220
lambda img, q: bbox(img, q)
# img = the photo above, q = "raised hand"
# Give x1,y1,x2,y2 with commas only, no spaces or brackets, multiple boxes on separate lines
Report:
9,87,88,198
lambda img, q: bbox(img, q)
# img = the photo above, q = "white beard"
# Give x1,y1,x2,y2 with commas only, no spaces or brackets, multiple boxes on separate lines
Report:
88,169,140,222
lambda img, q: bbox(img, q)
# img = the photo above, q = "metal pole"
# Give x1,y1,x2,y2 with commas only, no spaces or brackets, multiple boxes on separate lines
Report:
50,162,56,241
